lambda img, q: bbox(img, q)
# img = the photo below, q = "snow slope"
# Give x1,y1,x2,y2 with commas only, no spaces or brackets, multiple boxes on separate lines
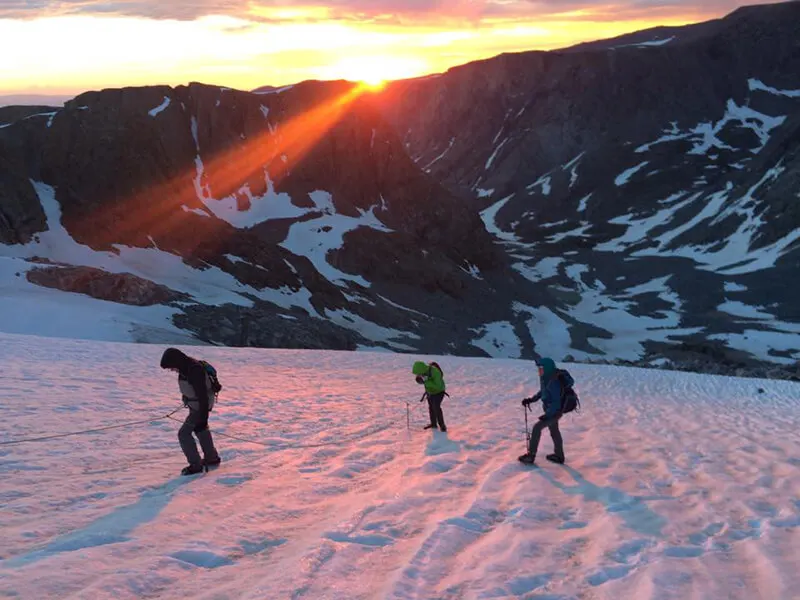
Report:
0,181,419,348
1,333,799,599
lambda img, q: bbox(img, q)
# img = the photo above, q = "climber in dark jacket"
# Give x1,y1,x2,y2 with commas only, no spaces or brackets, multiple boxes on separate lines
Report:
518,357,566,466
160,348,221,475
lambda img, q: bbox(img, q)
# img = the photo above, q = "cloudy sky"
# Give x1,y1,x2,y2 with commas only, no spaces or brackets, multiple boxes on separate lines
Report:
0,0,783,97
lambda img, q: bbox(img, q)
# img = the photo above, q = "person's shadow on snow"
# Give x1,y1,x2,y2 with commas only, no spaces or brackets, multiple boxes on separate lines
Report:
425,431,460,456
535,465,670,537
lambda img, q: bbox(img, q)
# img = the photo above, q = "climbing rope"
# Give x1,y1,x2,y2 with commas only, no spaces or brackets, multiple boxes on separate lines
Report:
0,407,184,446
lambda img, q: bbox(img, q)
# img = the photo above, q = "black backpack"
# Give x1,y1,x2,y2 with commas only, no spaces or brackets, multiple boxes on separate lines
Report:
556,369,580,414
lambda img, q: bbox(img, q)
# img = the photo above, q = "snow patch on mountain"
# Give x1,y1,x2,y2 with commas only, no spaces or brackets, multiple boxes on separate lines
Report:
0,182,315,313
485,138,509,170
615,162,649,186
561,266,702,361
514,302,581,361
596,192,697,253
748,78,800,98
280,191,392,287
512,256,563,283
149,97,171,117
323,308,418,350
470,321,522,358
0,259,194,344
425,137,455,170
564,152,585,189
547,222,592,244
526,175,552,196
480,194,520,243
630,168,800,275
615,36,675,49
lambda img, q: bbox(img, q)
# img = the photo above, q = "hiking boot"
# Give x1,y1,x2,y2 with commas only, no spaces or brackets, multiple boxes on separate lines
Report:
518,453,536,465
181,463,204,476
440,426,447,433
203,456,222,468
546,454,565,464
424,424,437,430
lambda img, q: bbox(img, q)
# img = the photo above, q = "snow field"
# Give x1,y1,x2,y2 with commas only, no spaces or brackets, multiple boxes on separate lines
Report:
1,333,799,599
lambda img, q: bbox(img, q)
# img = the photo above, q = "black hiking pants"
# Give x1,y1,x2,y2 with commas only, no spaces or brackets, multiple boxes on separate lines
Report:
427,392,447,430
528,414,563,459
179,409,219,467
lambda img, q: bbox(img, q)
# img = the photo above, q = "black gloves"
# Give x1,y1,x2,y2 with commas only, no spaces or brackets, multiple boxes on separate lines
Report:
415,375,425,385
521,392,541,407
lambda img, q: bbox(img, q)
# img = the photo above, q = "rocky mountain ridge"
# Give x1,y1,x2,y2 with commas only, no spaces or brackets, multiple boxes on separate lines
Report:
1,2,799,379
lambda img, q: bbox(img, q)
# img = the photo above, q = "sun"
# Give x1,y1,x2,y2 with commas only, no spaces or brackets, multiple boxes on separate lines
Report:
361,74,387,91
322,55,427,88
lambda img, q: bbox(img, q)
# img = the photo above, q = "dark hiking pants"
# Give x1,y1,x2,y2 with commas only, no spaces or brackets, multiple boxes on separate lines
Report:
427,392,447,429
528,414,564,459
179,409,219,467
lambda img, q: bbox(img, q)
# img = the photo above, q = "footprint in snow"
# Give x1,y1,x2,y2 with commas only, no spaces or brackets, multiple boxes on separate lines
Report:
664,546,705,558
170,550,234,569
323,531,394,547
558,521,588,530
586,565,632,586
216,474,253,487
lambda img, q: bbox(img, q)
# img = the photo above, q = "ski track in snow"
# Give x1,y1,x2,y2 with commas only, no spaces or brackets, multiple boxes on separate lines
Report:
1,333,799,599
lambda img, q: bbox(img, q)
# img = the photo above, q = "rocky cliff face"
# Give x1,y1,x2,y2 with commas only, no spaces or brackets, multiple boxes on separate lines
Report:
374,1,800,370
0,79,513,355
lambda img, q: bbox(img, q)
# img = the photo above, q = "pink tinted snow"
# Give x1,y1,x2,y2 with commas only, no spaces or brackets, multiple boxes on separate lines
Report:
1,333,799,599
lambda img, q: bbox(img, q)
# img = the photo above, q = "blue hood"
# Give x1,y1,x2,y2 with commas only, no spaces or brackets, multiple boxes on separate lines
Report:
538,357,557,379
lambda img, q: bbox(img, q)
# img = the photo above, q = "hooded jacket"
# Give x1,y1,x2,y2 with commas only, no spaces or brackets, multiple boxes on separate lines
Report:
160,348,213,413
534,357,563,419
412,361,446,395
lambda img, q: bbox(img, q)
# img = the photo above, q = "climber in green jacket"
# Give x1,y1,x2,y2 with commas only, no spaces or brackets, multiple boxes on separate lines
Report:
412,361,447,432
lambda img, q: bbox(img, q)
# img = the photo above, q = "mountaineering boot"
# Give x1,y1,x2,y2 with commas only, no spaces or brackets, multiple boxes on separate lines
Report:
546,454,565,464
440,426,447,433
181,463,204,476
424,424,437,430
518,453,536,465
203,456,222,470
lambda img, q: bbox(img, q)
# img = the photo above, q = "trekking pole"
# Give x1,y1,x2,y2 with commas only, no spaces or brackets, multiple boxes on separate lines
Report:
524,404,530,445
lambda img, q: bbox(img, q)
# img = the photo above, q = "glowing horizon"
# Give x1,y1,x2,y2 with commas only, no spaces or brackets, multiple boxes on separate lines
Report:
0,1,784,97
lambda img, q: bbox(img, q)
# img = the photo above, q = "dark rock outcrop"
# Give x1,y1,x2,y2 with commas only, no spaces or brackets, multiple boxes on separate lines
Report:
26,265,187,306
174,304,366,351
0,143,46,244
